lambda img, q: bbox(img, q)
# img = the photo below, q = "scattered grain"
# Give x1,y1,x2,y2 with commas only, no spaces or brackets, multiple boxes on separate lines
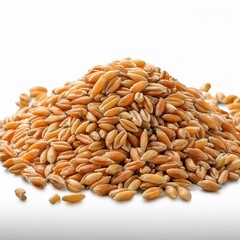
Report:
15,188,27,201
49,193,61,204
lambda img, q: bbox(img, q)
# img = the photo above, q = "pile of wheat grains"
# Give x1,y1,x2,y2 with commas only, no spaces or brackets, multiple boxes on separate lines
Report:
0,58,240,202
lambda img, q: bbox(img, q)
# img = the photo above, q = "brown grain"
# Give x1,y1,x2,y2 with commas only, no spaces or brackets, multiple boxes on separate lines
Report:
178,187,192,201
140,174,166,185
141,150,158,162
15,188,27,201
1,58,240,203
49,193,61,204
81,172,103,185
218,170,228,185
66,179,85,192
142,187,161,200
62,193,85,203
113,190,136,201
92,184,117,196
165,186,178,199
198,180,222,192
166,168,188,179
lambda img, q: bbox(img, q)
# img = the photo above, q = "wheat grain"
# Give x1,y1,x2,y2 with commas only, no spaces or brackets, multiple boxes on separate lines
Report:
81,172,103,185
227,159,240,172
47,174,66,189
141,150,158,162
15,188,27,201
1,58,240,203
165,186,178,199
166,168,188,179
218,170,229,185
140,174,166,185
228,172,240,181
142,187,161,200
197,180,222,192
62,193,85,203
119,119,138,132
49,193,61,204
127,178,142,191
111,170,134,184
106,164,123,175
178,187,192,201
113,190,136,201
92,184,117,196
66,179,85,192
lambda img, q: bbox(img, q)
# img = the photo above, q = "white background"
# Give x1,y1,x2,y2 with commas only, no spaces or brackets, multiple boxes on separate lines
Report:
0,0,240,239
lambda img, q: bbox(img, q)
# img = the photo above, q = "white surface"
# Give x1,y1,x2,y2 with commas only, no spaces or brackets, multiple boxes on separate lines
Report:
0,0,240,239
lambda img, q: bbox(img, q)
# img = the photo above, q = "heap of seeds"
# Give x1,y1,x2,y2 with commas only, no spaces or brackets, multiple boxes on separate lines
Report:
1,58,240,202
